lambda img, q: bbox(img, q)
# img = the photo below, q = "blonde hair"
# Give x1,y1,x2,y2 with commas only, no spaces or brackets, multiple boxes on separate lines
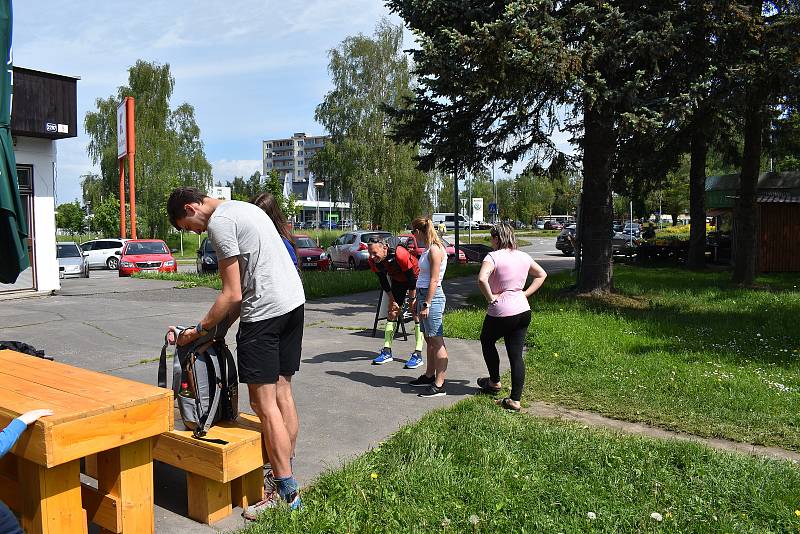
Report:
411,216,443,250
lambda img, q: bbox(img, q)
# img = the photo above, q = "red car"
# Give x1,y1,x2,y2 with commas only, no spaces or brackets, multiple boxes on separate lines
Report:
293,234,330,271
398,234,467,264
117,239,178,277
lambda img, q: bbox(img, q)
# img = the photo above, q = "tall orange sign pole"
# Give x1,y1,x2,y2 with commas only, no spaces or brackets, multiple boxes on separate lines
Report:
117,96,137,238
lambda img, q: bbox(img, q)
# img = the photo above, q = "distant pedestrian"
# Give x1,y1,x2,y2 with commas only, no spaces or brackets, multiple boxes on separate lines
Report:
409,216,449,397
251,193,299,269
1,408,53,533
476,223,547,411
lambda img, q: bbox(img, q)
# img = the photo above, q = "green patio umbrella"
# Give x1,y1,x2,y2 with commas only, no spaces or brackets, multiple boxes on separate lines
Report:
0,0,29,284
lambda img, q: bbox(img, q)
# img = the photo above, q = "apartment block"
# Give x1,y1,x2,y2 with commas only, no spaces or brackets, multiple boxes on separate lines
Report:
262,132,328,181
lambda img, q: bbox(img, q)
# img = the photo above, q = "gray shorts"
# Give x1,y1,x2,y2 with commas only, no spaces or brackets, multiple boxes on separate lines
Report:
415,286,445,337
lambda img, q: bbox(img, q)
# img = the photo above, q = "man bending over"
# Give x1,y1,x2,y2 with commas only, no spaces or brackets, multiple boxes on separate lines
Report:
367,236,424,368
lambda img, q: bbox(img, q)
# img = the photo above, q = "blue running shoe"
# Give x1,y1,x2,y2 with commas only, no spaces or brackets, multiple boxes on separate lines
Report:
372,348,394,365
404,352,423,369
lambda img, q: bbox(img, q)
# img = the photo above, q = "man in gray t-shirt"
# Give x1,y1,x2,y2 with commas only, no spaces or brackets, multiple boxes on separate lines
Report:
167,187,304,513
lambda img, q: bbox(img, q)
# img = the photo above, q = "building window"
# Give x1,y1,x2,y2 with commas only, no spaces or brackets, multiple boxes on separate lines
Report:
16,165,32,192
267,143,272,148
298,170,304,177
298,160,303,166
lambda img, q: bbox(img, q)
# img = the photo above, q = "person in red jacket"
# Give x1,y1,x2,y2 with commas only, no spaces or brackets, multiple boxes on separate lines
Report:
367,236,424,368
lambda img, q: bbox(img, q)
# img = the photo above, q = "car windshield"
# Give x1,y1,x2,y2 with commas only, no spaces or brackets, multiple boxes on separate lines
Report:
57,244,81,258
295,238,317,248
125,242,168,255
360,232,391,243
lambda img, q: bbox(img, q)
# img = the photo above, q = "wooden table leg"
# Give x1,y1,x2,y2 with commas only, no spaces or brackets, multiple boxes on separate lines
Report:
18,457,87,534
232,468,264,509
97,439,154,534
187,473,232,524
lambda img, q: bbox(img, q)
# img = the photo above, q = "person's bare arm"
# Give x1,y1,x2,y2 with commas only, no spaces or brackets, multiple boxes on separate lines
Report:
178,256,242,345
523,259,547,298
420,245,444,318
477,258,497,304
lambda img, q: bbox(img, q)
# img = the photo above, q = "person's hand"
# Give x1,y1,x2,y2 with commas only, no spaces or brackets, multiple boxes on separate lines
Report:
408,296,416,311
488,294,501,306
419,306,430,319
166,326,179,345
177,328,200,347
389,301,401,315
18,409,54,425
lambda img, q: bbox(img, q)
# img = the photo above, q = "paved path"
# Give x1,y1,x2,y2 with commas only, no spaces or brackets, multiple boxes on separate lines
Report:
0,246,570,533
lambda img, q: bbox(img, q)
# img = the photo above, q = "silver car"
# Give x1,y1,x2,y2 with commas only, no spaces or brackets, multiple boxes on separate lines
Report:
57,242,89,278
327,231,392,269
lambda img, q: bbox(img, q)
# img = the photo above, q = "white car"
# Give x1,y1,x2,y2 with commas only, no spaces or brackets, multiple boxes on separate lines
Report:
79,238,129,270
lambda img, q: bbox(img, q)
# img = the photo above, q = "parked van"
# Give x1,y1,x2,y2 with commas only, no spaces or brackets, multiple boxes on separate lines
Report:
432,213,475,230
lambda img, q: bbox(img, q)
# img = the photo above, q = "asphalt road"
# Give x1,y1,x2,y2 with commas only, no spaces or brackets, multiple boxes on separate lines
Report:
2,236,572,533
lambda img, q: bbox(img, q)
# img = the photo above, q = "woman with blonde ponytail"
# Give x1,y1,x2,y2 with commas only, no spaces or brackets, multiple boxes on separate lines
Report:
408,216,449,397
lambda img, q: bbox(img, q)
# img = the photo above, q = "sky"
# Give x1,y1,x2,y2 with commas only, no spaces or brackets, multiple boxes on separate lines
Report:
12,1,573,205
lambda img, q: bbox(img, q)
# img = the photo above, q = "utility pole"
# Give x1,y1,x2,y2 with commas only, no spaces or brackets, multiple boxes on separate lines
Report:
453,171,460,261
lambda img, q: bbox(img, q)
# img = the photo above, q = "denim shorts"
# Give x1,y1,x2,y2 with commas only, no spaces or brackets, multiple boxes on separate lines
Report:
416,286,446,337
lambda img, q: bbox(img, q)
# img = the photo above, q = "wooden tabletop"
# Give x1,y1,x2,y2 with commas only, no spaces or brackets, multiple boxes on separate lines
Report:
0,349,173,467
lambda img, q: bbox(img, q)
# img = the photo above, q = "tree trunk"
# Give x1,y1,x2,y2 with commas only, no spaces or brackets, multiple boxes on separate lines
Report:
687,122,708,269
732,89,763,285
732,0,764,286
577,102,614,293
671,213,679,227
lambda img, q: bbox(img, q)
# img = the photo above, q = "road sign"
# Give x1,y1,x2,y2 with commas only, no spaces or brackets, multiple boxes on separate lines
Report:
488,202,497,215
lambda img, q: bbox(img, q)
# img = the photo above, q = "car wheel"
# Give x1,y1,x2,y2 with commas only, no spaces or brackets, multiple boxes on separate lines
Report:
348,258,356,270
107,256,119,270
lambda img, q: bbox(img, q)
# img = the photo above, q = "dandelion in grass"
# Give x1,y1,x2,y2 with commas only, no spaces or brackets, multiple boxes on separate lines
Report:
441,517,451,528
587,512,597,520
651,512,663,522
469,514,480,525
795,510,800,517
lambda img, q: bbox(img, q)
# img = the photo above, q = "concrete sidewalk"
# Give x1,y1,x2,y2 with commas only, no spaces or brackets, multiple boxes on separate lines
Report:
0,251,572,532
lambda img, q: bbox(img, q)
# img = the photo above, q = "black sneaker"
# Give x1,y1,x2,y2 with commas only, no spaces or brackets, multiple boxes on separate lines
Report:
409,374,435,387
418,383,446,397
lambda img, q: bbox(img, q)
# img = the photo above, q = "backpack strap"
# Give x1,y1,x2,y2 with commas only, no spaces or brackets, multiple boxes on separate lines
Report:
158,327,189,389
192,349,224,439
157,332,171,389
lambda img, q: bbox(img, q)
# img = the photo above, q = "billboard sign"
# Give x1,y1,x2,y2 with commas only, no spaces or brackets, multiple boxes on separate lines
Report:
472,198,484,223
116,101,127,158
209,186,231,200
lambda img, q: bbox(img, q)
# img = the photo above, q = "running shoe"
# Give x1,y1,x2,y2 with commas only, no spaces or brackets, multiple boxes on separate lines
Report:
242,491,280,520
404,352,423,369
285,491,303,510
409,373,435,387
418,383,446,397
372,348,394,365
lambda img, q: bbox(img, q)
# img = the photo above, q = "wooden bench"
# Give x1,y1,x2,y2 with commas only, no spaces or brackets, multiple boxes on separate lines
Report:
151,413,267,524
0,349,173,534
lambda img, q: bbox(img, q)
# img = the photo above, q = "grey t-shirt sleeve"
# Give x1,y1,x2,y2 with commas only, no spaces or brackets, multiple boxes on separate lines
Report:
208,215,240,260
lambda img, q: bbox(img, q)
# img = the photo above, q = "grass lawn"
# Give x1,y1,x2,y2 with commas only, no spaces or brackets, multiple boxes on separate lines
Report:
444,265,800,450
134,263,481,301
244,398,800,533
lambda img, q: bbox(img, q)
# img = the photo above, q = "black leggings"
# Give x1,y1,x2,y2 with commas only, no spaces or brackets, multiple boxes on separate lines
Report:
480,310,532,402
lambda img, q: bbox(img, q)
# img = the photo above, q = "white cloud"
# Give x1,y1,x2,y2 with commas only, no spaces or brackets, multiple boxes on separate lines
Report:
212,159,262,182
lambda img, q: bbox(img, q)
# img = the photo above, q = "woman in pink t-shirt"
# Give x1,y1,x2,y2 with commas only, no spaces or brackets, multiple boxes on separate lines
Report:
477,223,547,411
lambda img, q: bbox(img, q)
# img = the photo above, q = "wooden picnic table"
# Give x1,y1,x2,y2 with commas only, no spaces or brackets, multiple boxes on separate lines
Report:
0,349,173,534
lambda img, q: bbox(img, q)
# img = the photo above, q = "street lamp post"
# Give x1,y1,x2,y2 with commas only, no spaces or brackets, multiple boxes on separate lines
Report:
314,179,324,229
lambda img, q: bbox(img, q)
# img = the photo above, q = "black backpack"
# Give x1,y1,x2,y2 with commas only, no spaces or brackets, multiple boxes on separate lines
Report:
158,323,238,439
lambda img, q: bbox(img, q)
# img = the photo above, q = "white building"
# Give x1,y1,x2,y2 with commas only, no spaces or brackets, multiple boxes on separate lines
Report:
1,67,78,295
262,132,327,181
